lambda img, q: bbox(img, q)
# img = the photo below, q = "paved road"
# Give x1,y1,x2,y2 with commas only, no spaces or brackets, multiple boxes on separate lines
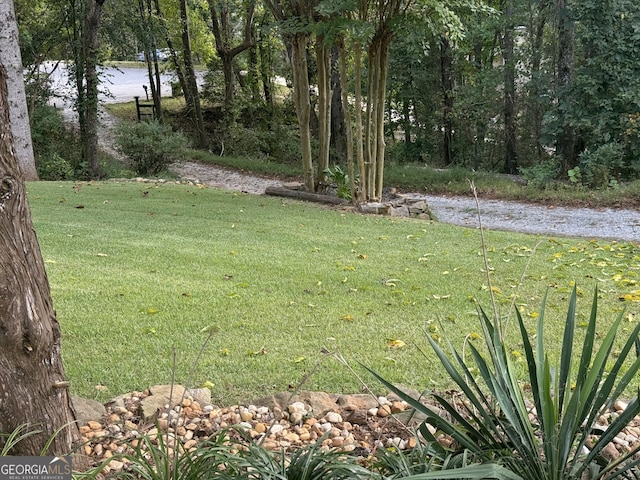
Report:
45,62,179,109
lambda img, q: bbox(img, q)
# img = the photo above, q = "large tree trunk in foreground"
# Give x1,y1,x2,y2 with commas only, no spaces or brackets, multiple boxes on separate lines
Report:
0,64,81,456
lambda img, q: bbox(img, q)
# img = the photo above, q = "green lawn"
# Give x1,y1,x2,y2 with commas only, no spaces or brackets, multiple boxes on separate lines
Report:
27,180,640,405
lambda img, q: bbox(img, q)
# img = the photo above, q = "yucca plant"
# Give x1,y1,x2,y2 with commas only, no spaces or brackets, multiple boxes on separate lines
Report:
369,286,640,479
112,428,242,480
231,427,375,480
372,440,522,479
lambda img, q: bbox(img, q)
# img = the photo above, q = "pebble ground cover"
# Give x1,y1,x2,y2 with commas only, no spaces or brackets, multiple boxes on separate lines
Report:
27,180,640,405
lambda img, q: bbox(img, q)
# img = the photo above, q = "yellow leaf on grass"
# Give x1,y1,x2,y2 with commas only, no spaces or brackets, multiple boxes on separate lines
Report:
341,315,355,322
293,356,306,363
387,339,406,349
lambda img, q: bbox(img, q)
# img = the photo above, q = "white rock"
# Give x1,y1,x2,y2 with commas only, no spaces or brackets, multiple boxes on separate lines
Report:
325,412,343,423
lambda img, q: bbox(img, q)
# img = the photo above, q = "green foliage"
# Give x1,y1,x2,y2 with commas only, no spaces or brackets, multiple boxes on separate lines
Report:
520,158,560,190
114,121,188,176
323,164,354,200
113,426,374,480
37,153,75,181
30,104,82,177
369,287,640,479
228,125,301,165
577,143,626,189
567,166,582,185
0,424,42,455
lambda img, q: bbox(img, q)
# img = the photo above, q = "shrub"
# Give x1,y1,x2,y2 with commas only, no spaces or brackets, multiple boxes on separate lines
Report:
36,153,74,180
31,104,83,177
114,121,188,176
369,286,640,479
520,157,561,189
323,164,355,200
578,142,626,188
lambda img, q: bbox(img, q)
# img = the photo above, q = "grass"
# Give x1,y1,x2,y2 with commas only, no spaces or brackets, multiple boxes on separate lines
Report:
27,180,640,406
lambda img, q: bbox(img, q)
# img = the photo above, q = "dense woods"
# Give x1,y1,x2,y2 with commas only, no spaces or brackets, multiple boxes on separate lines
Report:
15,0,640,194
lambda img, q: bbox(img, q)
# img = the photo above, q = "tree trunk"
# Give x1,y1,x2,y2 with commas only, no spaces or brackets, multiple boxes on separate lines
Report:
502,6,518,175
337,37,356,203
258,34,272,106
353,42,366,202
290,33,314,191
556,0,575,172
0,0,37,180
0,63,81,456
315,36,332,189
440,36,454,166
330,47,347,165
180,0,207,148
530,0,550,160
83,0,106,179
367,30,392,200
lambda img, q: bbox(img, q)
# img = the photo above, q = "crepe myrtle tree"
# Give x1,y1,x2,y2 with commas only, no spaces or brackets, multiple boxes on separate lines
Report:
0,62,82,456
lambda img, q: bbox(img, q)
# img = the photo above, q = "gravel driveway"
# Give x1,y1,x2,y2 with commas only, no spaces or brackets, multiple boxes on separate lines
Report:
170,161,640,243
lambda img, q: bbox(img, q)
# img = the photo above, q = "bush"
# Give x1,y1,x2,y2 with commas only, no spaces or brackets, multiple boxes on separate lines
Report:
31,104,83,177
520,157,561,189
114,121,188,176
578,142,626,188
369,286,640,479
36,153,74,180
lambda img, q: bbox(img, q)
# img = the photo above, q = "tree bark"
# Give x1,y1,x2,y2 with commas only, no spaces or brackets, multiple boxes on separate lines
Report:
0,64,81,456
290,34,314,191
502,6,518,175
337,37,356,203
555,0,575,172
180,0,207,148
440,36,454,166
353,42,366,202
0,0,37,180
315,36,332,189
83,0,106,179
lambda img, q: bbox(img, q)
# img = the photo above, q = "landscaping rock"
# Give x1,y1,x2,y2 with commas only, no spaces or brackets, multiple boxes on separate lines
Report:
74,385,640,476
72,396,106,424
140,384,187,420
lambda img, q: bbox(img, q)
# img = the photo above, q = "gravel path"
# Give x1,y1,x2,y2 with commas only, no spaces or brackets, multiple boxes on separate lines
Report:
170,161,640,243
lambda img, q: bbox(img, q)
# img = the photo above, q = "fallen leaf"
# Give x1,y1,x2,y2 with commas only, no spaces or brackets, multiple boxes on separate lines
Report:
387,339,406,349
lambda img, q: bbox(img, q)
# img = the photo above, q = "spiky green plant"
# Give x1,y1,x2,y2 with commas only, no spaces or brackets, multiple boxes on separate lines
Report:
369,287,640,479
111,428,243,480
372,441,522,479
231,427,375,480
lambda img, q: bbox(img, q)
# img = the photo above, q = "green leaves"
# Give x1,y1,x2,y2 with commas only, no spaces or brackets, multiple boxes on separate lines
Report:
369,286,640,479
